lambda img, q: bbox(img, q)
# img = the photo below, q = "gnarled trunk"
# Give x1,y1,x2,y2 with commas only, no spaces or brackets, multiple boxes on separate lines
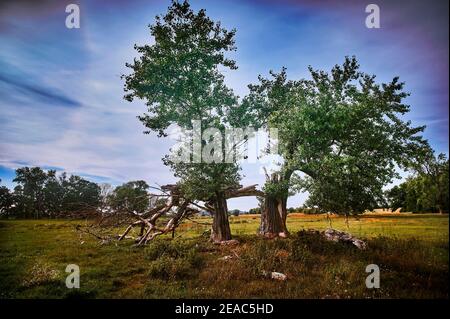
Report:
259,194,288,237
211,191,232,242
259,170,290,238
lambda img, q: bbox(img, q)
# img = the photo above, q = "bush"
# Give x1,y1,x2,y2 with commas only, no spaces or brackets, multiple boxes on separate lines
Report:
144,239,197,260
239,239,291,276
148,256,193,280
289,243,315,266
145,239,204,280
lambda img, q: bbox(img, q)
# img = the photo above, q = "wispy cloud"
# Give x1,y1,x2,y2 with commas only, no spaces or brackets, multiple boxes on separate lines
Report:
0,73,81,107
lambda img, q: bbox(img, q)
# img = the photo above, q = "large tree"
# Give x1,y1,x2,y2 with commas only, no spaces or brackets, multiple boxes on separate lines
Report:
233,57,430,236
109,180,150,214
42,170,65,217
13,167,48,218
59,173,101,215
123,1,241,241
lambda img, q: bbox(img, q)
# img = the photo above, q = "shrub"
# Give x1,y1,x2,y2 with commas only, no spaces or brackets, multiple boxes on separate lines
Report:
144,239,198,261
145,239,204,280
289,243,315,266
239,239,291,276
148,256,192,280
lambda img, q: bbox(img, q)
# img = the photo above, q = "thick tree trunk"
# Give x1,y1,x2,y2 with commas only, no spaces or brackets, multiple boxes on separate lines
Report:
259,170,291,238
259,194,288,238
280,195,288,229
211,192,232,242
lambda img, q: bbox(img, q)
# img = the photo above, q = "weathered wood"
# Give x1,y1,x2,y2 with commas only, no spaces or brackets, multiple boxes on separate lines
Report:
81,183,265,245
259,173,288,238
225,184,264,198
210,191,232,242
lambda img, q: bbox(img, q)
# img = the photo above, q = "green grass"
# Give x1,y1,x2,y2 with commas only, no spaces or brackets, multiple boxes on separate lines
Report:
0,214,448,299
182,213,449,242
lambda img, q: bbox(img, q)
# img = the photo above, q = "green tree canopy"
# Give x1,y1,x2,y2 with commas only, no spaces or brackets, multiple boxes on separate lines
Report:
0,179,14,216
11,167,100,218
13,167,48,218
59,173,101,214
123,0,237,136
109,180,150,214
387,153,449,213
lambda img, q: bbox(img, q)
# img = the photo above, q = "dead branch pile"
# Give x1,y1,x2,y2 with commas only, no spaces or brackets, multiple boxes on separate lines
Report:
78,184,263,246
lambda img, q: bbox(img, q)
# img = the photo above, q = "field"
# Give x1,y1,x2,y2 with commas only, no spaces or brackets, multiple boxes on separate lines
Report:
0,213,448,299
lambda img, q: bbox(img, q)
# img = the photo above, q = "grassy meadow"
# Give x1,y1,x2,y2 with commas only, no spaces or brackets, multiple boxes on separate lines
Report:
0,213,448,299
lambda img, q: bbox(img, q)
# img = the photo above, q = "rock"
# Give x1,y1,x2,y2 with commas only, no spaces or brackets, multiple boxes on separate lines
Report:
323,228,367,250
218,255,233,261
262,271,287,281
278,232,288,238
352,239,367,250
271,272,287,281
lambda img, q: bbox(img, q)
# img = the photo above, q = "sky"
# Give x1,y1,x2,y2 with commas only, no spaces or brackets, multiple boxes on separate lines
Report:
0,0,448,210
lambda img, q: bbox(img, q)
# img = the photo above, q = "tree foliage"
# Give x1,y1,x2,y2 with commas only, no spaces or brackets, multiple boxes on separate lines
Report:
123,0,241,204
386,153,449,213
0,179,14,216
4,167,100,218
123,0,237,136
237,56,430,215
58,173,101,214
109,180,150,213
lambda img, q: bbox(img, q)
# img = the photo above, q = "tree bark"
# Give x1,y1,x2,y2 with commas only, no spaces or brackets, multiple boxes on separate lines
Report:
259,194,288,238
259,171,290,238
210,191,232,242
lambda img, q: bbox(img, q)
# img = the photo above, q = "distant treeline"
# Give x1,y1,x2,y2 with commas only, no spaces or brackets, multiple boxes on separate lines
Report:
0,167,151,219
385,154,449,214
0,167,324,219
1,156,448,219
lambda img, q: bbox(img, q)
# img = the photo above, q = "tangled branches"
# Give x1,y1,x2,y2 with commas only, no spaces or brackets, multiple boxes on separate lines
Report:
77,184,263,246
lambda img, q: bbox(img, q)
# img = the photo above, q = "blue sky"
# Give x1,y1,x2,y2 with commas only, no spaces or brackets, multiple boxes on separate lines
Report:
0,0,448,210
